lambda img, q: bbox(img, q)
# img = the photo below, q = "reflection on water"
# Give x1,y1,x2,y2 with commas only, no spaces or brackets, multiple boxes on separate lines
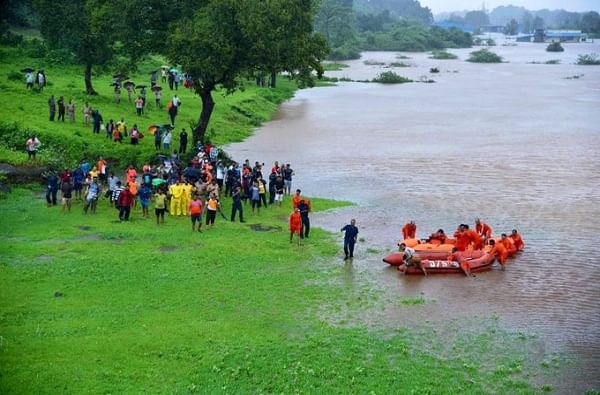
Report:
226,42,600,391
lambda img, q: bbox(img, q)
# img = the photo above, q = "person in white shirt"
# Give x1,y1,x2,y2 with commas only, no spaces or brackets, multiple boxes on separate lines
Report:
398,243,427,276
25,135,41,159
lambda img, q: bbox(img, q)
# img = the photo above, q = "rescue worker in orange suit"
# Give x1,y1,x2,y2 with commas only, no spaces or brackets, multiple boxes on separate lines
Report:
500,233,517,257
402,221,417,240
453,224,470,252
289,208,302,244
488,239,508,270
475,218,492,241
510,229,525,251
292,189,302,209
464,225,483,250
428,229,447,244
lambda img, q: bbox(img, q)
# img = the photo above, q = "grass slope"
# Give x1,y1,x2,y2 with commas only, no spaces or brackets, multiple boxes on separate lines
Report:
0,46,297,168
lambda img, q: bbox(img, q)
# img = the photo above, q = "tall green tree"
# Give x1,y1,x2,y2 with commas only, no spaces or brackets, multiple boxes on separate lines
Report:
581,11,600,34
33,0,113,95
504,18,518,35
167,0,326,145
315,0,356,48
464,10,489,31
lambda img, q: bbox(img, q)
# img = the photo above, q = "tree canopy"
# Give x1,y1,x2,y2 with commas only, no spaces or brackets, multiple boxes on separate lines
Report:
167,0,327,144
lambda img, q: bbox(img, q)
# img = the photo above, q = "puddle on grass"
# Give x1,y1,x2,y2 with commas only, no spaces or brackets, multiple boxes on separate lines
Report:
76,225,91,231
250,224,282,232
159,246,179,253
37,255,54,262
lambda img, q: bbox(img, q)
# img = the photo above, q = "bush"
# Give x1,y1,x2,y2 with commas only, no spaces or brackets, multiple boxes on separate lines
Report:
371,71,412,84
21,38,47,58
7,71,23,82
467,49,503,63
486,38,496,46
364,60,385,65
546,42,564,52
430,50,458,59
576,53,600,65
328,44,361,61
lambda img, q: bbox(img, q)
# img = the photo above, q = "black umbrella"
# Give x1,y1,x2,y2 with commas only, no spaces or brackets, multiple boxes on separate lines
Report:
137,84,147,89
110,82,120,86
21,67,35,73
151,85,162,91
123,81,136,88
149,70,158,74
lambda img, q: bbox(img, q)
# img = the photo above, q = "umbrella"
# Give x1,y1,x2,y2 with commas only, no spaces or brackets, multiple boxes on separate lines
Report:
152,178,166,186
147,125,159,134
21,67,35,73
110,82,120,86
151,85,162,91
169,68,178,73
137,84,147,89
161,65,170,69
149,70,157,74
123,81,136,88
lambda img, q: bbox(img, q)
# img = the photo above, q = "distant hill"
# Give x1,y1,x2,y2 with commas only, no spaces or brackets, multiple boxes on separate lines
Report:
354,0,433,24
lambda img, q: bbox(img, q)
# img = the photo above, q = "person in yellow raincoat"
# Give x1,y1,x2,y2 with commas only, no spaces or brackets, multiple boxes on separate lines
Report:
181,180,193,216
169,180,184,216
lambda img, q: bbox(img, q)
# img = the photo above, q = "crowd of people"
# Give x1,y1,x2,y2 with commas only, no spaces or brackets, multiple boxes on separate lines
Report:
23,67,190,161
41,148,312,239
397,219,525,275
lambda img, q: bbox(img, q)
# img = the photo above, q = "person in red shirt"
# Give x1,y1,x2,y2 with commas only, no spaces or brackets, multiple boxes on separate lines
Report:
402,221,417,239
453,224,470,252
289,208,302,245
189,195,203,232
510,229,525,251
475,218,492,240
500,233,517,257
488,239,508,270
117,185,134,221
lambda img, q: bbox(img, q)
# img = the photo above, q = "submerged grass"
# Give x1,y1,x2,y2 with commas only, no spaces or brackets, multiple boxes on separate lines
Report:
0,188,556,393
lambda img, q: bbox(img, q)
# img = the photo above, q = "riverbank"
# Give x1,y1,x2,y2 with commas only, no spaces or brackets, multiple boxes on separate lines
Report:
0,43,567,392
0,45,297,170
0,188,556,393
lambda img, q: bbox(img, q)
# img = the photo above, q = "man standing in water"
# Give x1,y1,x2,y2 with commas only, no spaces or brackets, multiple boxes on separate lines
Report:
341,219,359,260
398,242,427,276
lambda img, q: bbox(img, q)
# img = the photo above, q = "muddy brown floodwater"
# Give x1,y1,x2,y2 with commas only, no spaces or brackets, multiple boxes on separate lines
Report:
226,40,600,392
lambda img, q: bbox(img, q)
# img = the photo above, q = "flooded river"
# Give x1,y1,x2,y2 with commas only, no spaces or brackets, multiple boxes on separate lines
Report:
226,41,600,391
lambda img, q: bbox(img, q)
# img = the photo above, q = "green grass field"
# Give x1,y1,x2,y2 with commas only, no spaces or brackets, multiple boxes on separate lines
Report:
0,42,558,393
0,190,553,393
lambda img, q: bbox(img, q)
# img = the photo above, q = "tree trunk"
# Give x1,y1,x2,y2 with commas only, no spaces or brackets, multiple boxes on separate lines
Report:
84,64,97,95
193,87,215,146
270,71,277,88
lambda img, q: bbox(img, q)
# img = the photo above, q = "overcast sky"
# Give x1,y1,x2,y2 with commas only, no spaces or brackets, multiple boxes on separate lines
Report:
419,0,599,13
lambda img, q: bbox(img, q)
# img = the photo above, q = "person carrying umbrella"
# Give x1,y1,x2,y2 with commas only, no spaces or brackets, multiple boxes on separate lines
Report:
26,72,34,89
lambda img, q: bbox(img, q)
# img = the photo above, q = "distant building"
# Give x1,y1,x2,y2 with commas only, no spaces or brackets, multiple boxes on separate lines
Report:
544,30,586,43
516,34,533,43
431,21,473,34
480,25,504,33
534,29,545,43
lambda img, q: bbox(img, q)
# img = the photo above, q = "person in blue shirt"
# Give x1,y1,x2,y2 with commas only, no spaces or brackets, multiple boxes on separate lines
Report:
138,184,153,218
72,165,86,201
341,219,359,260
